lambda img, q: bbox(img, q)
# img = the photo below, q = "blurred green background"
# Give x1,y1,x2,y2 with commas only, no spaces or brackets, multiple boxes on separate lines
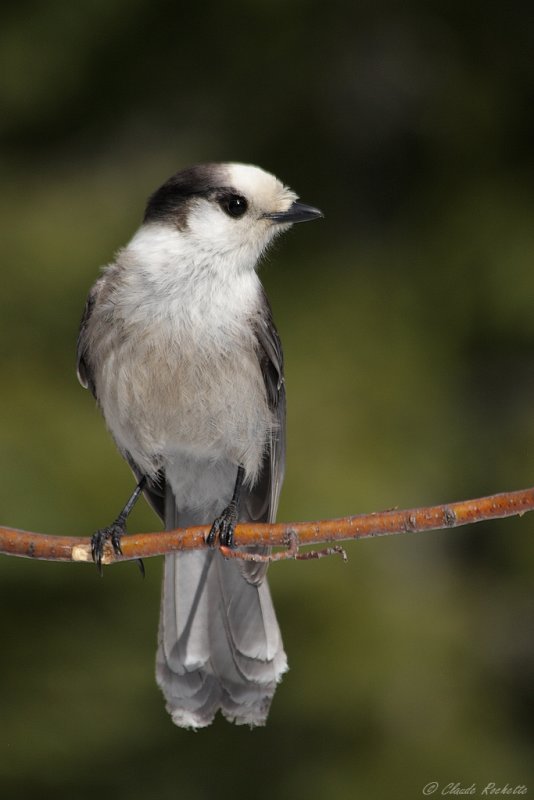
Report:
1,1,533,798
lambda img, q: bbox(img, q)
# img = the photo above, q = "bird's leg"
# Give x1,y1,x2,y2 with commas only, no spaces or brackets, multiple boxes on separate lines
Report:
91,476,147,576
207,466,245,548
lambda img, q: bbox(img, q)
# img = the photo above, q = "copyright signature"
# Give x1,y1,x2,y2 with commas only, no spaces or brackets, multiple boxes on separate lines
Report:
422,782,527,796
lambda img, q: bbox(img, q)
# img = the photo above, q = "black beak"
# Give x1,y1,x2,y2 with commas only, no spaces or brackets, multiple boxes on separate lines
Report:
266,201,324,224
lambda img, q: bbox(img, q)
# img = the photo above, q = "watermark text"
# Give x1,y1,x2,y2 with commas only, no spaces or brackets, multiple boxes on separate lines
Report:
422,782,528,797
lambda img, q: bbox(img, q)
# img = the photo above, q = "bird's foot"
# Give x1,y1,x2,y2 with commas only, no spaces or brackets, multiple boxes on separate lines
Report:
91,519,145,577
207,502,239,548
91,518,126,576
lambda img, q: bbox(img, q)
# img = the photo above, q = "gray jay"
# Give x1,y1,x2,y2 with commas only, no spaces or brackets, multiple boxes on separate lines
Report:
76,162,322,728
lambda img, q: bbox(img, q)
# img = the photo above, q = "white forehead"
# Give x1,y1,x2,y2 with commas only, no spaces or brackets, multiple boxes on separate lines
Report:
226,163,297,209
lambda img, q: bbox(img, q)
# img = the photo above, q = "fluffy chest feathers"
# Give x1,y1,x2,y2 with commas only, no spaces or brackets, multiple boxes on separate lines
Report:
86,225,274,478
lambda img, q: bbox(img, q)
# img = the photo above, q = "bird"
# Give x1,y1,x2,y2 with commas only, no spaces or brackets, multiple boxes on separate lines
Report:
76,162,323,728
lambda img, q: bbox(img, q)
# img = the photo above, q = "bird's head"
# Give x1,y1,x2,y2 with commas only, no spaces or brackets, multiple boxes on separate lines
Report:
141,162,323,271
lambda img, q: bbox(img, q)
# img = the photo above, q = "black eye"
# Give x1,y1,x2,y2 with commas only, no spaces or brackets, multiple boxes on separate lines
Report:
220,193,248,218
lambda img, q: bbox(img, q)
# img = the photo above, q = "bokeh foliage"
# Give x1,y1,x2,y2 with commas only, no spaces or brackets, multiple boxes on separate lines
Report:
1,2,533,798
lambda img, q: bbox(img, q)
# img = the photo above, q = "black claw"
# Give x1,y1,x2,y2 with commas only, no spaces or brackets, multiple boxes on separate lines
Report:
206,521,218,548
110,527,124,556
206,503,238,549
220,518,235,548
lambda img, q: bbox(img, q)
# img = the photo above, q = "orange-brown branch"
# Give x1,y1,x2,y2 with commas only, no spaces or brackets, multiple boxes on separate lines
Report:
1,485,532,567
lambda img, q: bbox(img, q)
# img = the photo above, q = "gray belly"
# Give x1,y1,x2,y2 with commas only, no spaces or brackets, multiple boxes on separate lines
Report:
96,336,273,483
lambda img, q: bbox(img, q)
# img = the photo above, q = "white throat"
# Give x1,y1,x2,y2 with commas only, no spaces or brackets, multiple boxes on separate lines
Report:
115,223,263,342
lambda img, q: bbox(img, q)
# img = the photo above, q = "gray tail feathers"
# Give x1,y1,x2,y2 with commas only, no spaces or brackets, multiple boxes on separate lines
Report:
155,496,288,728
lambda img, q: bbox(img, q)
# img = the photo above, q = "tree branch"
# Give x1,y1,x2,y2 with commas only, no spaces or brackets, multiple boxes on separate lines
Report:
0,485,532,567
